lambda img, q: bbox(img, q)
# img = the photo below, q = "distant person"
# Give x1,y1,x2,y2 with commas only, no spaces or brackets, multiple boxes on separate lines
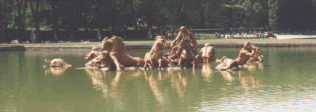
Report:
215,32,219,38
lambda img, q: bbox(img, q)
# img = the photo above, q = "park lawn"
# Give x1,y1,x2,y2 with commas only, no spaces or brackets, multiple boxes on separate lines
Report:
3,38,316,46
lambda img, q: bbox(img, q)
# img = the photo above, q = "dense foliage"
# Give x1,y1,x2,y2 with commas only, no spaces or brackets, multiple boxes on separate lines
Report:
0,0,316,42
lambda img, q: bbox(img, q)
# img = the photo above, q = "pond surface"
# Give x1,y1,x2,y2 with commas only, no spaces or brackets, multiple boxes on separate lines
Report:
1,47,316,111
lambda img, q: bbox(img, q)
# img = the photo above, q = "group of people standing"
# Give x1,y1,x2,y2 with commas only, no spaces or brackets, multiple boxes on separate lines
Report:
45,26,263,71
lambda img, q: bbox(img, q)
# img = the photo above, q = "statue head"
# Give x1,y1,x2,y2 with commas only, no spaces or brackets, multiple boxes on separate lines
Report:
155,36,167,48
101,51,109,56
155,36,166,42
103,36,109,41
205,43,211,47
180,26,187,32
44,59,51,65
243,41,251,51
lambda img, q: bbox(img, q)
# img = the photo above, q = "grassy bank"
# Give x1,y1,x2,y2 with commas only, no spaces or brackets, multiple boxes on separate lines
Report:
2,38,316,52
2,38,316,46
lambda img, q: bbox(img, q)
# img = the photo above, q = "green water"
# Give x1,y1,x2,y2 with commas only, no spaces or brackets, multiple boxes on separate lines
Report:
1,47,316,111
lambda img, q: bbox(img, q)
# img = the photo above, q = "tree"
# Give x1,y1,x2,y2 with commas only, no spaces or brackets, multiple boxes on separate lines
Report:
16,0,24,41
0,0,4,42
29,0,40,41
47,0,59,41
130,0,138,39
277,0,316,32
268,0,278,31
105,0,117,36
2,0,316,42
171,0,183,39
124,0,128,39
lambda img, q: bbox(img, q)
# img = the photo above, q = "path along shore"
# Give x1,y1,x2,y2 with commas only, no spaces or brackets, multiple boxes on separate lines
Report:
276,35,316,39
1,42,316,52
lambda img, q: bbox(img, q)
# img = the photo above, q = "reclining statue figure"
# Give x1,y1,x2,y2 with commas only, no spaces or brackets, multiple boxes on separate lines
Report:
44,58,72,67
85,51,116,70
216,41,260,70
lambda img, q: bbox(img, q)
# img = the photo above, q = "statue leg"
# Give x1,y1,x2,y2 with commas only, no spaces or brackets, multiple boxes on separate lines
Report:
136,58,145,67
225,59,239,70
170,46,178,55
169,46,183,60
192,47,197,56
144,59,149,69
158,59,162,70
110,55,124,71
195,55,203,64
178,58,186,69
150,59,155,69
191,59,196,69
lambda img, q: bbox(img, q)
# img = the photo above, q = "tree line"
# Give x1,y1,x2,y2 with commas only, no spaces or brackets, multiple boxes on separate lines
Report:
0,0,316,42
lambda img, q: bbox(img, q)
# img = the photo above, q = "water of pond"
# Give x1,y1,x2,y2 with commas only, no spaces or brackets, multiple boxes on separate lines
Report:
1,47,316,111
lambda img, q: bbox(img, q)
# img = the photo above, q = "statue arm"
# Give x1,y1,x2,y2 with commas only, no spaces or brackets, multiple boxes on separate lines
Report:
189,33,198,47
215,59,221,63
215,63,230,70
85,52,93,60
171,32,182,47
101,42,105,50
199,48,203,54
245,50,255,57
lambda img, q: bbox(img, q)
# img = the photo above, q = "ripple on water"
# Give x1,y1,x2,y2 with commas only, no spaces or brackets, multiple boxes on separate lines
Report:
194,87,316,111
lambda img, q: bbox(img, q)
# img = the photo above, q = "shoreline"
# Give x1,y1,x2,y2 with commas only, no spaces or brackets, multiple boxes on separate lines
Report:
1,42,316,51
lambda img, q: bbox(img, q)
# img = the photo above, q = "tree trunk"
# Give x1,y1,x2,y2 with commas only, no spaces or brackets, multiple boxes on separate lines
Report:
3,9,7,42
146,0,155,38
171,0,183,39
84,12,88,32
163,3,173,38
29,0,40,42
52,1,58,41
0,6,3,43
108,0,116,36
130,0,138,39
124,0,128,39
68,0,75,41
84,0,88,32
17,0,23,41
35,0,39,41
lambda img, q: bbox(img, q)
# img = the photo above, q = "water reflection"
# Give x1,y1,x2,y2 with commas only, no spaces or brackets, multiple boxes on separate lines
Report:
237,70,260,92
84,68,194,111
83,59,265,111
44,67,70,76
168,70,188,102
248,63,264,70
144,70,168,107
144,69,190,111
212,62,263,92
219,71,235,82
222,67,261,92
85,69,108,97
6,48,316,111
201,63,213,81
85,69,147,110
